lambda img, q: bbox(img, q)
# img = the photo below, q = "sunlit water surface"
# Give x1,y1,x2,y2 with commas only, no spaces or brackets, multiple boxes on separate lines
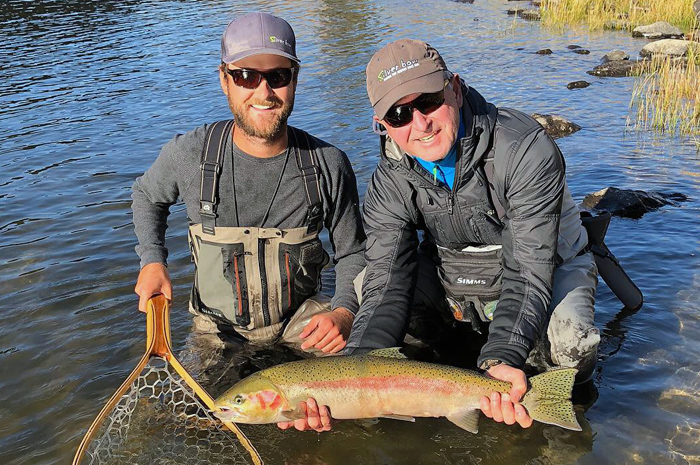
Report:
1,0,699,464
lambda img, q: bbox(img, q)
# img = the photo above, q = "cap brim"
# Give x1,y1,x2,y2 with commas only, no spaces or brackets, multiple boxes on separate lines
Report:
222,48,301,64
373,70,444,120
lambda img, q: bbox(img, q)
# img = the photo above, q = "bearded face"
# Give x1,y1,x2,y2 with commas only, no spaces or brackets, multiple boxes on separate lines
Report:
227,91,294,142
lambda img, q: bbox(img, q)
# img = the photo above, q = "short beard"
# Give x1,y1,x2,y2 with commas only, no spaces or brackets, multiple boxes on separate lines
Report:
229,95,294,143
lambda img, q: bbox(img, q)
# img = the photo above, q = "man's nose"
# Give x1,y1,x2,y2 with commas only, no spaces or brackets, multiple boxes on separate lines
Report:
412,109,431,132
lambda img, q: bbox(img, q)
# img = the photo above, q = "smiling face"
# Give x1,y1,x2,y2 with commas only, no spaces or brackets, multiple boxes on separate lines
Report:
376,73,463,163
219,54,297,146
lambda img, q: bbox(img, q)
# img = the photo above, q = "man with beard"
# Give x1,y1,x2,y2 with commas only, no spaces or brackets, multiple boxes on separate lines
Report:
131,13,365,365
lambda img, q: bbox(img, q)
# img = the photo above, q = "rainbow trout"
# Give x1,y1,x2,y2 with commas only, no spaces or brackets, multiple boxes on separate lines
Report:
213,349,581,433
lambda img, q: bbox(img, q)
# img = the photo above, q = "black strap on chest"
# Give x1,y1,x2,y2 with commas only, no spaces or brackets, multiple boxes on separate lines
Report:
198,121,323,235
199,120,234,235
290,127,324,234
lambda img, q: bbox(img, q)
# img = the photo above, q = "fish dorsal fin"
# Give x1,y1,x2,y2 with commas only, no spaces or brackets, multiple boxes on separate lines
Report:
367,347,407,359
447,409,480,434
380,414,416,422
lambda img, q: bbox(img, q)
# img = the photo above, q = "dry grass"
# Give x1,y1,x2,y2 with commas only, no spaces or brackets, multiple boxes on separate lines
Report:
629,47,700,137
540,0,697,32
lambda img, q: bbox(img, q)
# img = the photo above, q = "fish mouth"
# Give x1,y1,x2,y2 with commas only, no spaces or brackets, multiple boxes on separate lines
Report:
212,406,241,422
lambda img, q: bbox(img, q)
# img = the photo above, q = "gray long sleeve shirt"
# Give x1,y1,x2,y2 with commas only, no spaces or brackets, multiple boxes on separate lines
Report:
131,123,366,313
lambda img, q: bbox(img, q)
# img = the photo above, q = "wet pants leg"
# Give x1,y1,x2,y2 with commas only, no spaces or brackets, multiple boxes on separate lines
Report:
527,251,600,382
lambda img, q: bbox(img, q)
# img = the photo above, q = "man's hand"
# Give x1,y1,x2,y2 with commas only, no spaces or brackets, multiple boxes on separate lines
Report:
277,397,333,432
134,263,172,312
479,364,533,428
299,307,354,353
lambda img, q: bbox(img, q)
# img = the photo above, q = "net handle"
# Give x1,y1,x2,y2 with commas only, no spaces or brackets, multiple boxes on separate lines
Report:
72,296,263,465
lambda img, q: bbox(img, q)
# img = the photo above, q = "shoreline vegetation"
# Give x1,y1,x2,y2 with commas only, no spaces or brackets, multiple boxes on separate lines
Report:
539,0,700,138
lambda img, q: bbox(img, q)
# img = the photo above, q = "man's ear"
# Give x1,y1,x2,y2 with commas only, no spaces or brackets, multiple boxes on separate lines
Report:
219,65,229,96
452,73,463,108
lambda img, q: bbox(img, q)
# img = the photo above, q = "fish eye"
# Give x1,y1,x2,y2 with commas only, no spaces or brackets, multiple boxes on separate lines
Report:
234,395,245,405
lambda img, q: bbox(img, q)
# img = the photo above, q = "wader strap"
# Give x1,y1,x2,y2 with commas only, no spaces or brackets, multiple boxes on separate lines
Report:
291,128,323,234
199,120,234,235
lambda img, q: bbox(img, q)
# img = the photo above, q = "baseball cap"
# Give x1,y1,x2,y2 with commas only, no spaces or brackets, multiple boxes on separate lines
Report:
366,39,447,120
221,12,300,65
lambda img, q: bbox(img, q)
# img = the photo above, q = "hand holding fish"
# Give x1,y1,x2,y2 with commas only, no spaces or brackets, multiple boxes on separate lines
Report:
276,397,333,432
479,364,533,428
299,307,354,353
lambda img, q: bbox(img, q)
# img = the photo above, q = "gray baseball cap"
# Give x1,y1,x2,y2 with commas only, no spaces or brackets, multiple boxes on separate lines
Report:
366,39,447,120
221,12,300,64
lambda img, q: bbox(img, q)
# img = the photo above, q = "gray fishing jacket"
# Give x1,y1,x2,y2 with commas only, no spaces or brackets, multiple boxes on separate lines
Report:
347,84,587,368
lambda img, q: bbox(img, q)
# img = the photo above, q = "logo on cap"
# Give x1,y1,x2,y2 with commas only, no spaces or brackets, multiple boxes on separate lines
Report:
269,36,291,47
377,58,420,82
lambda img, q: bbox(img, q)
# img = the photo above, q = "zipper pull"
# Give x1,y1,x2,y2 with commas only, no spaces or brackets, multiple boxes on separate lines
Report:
432,166,438,185
448,196,454,215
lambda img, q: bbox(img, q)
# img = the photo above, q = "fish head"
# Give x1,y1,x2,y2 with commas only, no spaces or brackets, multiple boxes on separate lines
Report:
213,373,287,424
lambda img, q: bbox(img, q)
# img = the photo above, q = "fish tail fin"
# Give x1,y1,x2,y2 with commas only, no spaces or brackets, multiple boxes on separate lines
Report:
521,368,582,431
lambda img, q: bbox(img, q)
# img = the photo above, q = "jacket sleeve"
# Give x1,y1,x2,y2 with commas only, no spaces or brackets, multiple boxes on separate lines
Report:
477,127,565,368
131,136,185,268
345,165,420,353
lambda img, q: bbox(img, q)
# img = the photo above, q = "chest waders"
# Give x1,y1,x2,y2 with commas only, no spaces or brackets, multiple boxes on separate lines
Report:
187,121,329,343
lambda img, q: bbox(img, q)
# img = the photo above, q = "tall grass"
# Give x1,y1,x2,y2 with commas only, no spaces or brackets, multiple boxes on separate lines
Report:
629,46,700,136
541,0,697,32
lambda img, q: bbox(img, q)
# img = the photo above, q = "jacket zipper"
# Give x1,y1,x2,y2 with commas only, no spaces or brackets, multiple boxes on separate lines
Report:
258,239,270,326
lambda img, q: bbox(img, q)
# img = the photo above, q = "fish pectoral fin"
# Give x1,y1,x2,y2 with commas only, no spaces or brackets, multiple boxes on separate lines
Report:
367,347,407,359
380,414,416,422
280,409,306,421
447,409,480,434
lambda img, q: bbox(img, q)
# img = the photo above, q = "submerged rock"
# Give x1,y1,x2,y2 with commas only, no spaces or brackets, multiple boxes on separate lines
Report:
587,60,646,77
567,45,583,49
640,39,694,58
508,8,541,20
531,113,581,138
536,48,553,55
581,187,688,218
567,80,590,89
573,49,591,55
602,49,630,63
632,21,683,40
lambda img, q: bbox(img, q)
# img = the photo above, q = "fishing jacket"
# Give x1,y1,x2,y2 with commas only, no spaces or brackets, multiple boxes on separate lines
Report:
346,84,587,369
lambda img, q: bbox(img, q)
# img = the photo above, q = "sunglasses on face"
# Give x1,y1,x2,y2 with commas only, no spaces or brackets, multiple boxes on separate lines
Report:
225,67,295,89
383,88,447,128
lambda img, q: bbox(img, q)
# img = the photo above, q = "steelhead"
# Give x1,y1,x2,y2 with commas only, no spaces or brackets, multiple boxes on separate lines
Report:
213,349,581,433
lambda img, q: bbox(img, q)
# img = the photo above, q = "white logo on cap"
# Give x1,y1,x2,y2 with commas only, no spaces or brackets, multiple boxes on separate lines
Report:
377,59,420,82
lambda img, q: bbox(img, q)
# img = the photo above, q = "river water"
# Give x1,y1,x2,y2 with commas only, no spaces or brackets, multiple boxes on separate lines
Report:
1,0,699,464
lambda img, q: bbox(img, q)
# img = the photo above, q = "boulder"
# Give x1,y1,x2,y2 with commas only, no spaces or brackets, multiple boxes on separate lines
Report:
531,113,582,138
640,39,693,58
567,80,590,89
581,187,688,218
536,48,553,55
602,49,630,63
518,8,542,20
587,60,646,77
632,21,683,39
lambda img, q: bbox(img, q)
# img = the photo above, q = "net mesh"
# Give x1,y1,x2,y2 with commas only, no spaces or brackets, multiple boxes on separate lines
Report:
80,356,254,465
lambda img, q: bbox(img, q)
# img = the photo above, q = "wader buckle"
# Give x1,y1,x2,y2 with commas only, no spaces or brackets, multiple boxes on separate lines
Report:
200,161,221,175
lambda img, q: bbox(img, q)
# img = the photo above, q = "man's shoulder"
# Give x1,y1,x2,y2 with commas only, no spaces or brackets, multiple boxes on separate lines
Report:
160,123,214,162
493,107,542,141
290,126,348,167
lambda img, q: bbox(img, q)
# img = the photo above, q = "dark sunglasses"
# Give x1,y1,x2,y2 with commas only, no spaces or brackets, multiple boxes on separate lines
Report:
225,67,295,89
383,88,446,128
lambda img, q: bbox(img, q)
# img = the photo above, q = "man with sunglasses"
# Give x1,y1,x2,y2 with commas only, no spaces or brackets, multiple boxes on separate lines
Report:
131,13,365,375
342,39,599,429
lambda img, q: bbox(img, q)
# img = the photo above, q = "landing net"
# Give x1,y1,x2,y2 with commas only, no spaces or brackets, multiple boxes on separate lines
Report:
73,296,263,465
